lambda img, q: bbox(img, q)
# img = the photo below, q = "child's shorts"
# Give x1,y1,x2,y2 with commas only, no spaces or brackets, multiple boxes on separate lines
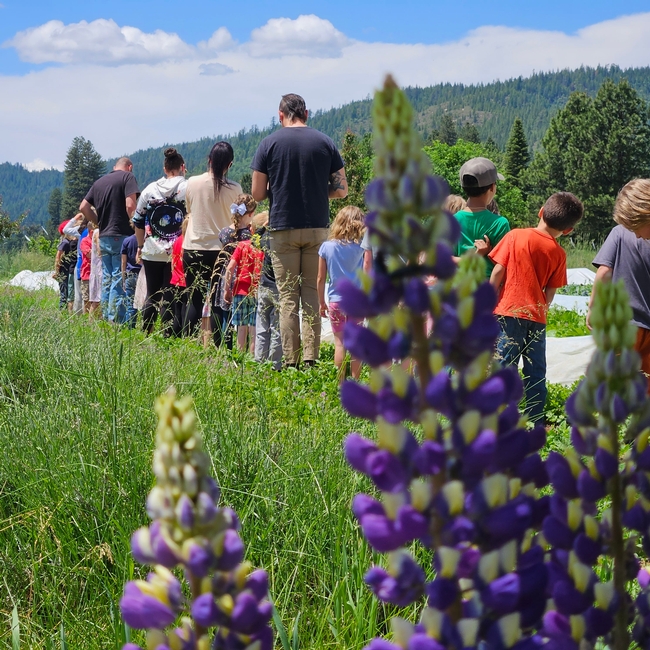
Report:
80,280,90,303
329,302,363,334
231,294,257,326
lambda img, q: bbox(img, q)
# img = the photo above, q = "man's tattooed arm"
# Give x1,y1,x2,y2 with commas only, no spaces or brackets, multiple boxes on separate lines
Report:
328,168,348,199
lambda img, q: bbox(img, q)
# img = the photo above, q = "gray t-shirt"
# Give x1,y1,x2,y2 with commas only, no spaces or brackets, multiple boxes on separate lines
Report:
592,225,650,330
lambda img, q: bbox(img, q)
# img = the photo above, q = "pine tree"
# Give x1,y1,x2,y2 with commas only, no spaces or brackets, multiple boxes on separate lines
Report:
438,114,458,146
329,130,373,219
47,187,62,235
240,173,252,195
504,118,530,188
458,121,480,143
527,81,650,240
60,137,105,220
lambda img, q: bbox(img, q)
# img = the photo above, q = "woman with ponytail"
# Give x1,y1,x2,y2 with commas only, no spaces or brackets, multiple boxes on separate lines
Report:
182,141,242,337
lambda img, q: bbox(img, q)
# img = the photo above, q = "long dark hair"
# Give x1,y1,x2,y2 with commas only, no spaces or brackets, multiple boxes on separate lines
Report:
208,141,234,195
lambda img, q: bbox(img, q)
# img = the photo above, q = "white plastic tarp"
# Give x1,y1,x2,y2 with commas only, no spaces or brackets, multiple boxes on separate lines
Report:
566,267,596,285
546,335,594,385
7,270,58,292
553,295,590,313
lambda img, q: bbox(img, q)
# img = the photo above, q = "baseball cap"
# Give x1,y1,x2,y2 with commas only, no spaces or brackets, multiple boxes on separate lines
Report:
459,157,504,188
58,220,69,235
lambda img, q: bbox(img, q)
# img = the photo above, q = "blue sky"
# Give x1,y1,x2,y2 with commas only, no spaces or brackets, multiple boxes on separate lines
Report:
1,1,649,168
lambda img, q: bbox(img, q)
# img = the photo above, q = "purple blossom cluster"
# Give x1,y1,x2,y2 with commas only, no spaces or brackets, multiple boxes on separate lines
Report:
119,389,272,650
339,75,650,650
546,280,650,650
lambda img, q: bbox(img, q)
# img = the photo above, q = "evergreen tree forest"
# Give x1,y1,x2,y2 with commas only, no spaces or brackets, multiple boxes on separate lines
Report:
3,65,650,242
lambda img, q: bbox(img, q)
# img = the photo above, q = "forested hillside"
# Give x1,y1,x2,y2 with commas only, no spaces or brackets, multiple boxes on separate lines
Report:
0,163,63,228
4,65,650,226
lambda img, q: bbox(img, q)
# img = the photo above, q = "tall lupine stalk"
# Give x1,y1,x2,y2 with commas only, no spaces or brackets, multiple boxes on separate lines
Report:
554,279,650,650
119,388,273,650
340,76,551,650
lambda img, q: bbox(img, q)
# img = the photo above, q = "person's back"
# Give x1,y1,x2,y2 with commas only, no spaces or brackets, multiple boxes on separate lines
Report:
589,179,650,392
184,173,242,250
253,127,342,230
592,225,650,331
231,239,264,297
455,157,509,277
85,168,139,238
491,228,566,324
490,191,584,424
319,239,364,298
250,93,347,367
79,157,139,323
317,206,366,381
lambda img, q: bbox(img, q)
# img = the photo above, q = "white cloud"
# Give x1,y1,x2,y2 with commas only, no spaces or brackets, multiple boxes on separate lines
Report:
2,12,650,168
22,158,62,172
199,62,235,76
5,19,196,64
198,27,236,53
248,15,350,58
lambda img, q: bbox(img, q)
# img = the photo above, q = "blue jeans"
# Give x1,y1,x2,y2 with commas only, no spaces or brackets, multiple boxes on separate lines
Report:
255,284,283,370
99,236,127,323
123,271,140,328
496,316,547,423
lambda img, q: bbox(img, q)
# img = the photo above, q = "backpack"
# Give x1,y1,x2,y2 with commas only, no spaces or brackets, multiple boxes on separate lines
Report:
145,195,185,241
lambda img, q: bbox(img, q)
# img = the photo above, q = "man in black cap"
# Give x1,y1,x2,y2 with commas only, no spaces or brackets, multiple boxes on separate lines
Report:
453,156,510,278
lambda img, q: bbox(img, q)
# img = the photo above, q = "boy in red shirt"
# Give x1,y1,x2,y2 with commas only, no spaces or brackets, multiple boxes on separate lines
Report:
489,192,583,424
223,219,264,354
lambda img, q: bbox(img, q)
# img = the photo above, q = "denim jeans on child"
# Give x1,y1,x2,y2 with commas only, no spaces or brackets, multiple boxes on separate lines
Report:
123,271,140,328
99,235,127,323
496,315,547,424
255,284,283,370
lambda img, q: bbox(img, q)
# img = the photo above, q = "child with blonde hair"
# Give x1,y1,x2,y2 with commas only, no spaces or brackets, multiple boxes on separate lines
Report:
222,196,264,353
589,178,650,391
318,206,366,380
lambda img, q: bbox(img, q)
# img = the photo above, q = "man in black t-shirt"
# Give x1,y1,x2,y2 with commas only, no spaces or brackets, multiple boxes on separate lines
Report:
251,93,348,366
79,157,139,324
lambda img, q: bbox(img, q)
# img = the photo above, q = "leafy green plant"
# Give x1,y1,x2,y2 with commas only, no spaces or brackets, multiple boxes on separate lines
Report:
546,305,590,336
556,283,592,296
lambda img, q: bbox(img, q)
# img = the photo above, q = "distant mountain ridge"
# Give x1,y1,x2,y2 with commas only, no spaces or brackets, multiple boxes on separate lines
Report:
4,64,650,227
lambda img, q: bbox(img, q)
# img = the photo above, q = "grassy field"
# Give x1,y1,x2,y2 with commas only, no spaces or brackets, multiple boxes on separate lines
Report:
0,287,399,649
0,249,584,648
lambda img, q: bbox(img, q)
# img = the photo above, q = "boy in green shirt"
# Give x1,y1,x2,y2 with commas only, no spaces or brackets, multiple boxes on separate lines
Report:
453,157,510,277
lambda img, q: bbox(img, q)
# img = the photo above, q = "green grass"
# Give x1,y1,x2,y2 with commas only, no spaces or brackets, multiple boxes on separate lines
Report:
0,249,54,280
562,243,598,270
0,285,587,648
0,287,403,649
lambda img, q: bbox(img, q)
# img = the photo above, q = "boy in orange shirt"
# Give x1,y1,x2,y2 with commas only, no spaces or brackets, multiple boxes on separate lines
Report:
489,192,584,423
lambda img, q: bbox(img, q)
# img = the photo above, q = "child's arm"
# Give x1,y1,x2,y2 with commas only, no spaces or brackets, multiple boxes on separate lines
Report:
223,258,237,304
489,263,506,293
53,250,63,278
318,257,328,317
121,253,127,276
544,288,557,310
586,265,613,330
363,250,373,274
474,235,492,257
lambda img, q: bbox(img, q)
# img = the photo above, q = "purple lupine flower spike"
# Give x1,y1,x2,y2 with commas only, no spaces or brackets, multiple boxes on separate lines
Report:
120,389,273,649
340,76,554,650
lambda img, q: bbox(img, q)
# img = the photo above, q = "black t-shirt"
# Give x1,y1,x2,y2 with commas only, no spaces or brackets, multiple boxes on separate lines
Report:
251,126,344,230
85,170,140,237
